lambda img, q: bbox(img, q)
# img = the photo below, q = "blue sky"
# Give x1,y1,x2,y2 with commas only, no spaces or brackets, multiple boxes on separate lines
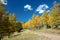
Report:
1,0,60,22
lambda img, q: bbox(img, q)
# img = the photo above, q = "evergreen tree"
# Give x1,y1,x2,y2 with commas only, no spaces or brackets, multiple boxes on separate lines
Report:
9,14,16,33
0,1,5,40
16,21,23,32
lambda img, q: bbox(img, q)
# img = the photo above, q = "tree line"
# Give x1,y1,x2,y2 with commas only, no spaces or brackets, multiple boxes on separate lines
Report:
23,1,60,29
0,1,22,40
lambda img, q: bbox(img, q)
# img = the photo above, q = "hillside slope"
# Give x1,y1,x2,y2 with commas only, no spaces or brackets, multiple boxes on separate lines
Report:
2,29,60,40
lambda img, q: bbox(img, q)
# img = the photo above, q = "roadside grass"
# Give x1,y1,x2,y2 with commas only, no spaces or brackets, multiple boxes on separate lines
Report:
38,28,60,34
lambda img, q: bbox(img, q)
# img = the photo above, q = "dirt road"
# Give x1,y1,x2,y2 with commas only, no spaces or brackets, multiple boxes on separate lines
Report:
30,30,60,40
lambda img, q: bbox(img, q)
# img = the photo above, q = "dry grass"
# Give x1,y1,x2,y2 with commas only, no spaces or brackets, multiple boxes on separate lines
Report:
2,30,50,40
38,28,60,34
2,29,60,40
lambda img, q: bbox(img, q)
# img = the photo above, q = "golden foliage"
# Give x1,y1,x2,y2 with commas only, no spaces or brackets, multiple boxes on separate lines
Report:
23,1,60,29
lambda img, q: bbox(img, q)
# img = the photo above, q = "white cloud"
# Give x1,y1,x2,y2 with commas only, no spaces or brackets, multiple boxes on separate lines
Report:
37,9,44,13
46,10,50,13
24,4,33,10
36,4,49,14
1,0,7,5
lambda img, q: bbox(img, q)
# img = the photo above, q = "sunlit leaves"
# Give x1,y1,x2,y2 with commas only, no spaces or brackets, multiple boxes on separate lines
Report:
23,1,60,29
